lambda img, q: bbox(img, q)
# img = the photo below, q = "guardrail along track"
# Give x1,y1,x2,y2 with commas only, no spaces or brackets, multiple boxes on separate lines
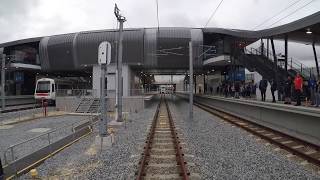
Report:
1,103,41,114
136,96,190,180
194,101,320,168
3,116,98,179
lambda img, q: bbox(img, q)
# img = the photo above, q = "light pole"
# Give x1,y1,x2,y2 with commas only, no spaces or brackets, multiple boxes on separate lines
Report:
189,42,193,121
1,54,6,111
114,3,126,122
98,42,111,136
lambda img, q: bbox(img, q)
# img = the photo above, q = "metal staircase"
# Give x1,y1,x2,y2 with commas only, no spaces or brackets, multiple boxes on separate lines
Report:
238,47,313,81
238,53,288,82
88,99,100,113
75,98,100,113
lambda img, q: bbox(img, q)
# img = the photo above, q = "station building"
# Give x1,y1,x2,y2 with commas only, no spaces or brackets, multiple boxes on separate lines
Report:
0,11,319,99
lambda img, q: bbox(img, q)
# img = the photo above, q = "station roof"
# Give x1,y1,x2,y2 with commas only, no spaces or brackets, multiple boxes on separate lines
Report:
0,37,42,48
204,11,320,45
0,11,319,48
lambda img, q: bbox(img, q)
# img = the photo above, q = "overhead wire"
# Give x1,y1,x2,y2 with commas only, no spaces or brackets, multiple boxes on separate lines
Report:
252,0,304,30
193,0,225,59
204,0,225,28
267,0,316,28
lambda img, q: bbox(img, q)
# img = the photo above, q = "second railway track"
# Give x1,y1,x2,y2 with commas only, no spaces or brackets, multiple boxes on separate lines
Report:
136,96,199,180
194,100,320,171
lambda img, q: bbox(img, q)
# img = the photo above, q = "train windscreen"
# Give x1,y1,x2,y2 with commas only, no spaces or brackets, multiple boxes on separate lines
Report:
36,81,50,93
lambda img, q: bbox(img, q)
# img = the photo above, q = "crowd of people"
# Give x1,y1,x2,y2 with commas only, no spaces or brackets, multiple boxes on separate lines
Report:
215,80,257,99
212,73,320,107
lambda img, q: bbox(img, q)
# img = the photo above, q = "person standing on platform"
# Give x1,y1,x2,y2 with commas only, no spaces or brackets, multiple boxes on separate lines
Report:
278,82,284,101
294,73,303,106
259,78,268,101
284,76,293,104
315,79,320,107
270,79,277,103
251,80,257,99
224,83,228,97
246,83,252,98
0,157,3,180
308,75,316,105
235,81,240,99
303,80,309,105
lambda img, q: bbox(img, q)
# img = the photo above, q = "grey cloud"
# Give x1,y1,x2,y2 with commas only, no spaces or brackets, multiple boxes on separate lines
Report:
0,0,39,16
0,0,319,65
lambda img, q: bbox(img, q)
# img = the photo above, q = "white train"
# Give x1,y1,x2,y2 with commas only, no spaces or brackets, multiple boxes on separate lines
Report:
159,86,174,94
34,78,73,105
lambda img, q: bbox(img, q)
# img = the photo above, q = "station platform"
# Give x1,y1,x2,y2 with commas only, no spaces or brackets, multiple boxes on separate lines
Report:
176,92,320,147
201,94,320,113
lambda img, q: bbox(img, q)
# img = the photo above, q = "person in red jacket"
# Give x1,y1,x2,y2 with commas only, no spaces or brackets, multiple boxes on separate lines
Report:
294,73,303,106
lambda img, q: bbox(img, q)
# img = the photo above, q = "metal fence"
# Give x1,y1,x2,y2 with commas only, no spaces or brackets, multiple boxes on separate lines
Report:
0,106,57,125
56,88,155,97
56,89,97,98
2,115,96,166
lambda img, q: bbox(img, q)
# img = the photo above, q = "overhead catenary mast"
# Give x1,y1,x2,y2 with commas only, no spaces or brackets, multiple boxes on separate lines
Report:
114,4,126,122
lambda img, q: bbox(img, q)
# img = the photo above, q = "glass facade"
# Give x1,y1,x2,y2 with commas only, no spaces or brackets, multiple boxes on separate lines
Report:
202,33,232,60
4,43,40,65
2,42,40,95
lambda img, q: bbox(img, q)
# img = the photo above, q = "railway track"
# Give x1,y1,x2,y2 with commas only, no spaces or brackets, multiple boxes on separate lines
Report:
194,101,320,169
136,96,191,180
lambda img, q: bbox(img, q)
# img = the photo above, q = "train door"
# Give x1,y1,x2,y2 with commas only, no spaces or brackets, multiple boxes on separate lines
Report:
51,81,56,101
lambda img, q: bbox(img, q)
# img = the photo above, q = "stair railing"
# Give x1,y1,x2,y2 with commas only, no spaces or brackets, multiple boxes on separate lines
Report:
245,46,312,78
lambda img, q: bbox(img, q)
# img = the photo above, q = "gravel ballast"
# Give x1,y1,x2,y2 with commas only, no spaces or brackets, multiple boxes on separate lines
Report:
167,96,320,179
20,98,159,179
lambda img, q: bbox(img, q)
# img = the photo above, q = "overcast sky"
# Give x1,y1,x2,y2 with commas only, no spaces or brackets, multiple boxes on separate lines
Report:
0,0,319,72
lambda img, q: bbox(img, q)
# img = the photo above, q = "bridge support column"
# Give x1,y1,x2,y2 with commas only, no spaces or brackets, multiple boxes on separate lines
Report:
312,42,319,78
267,38,269,60
203,75,206,94
260,39,264,56
194,75,196,94
285,35,288,72
271,37,280,101
184,76,187,92
1,54,5,111
270,37,278,78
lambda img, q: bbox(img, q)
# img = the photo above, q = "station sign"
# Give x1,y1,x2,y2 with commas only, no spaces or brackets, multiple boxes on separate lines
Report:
98,41,111,65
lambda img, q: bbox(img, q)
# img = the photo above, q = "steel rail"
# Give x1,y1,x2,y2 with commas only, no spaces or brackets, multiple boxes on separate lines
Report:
136,96,190,180
165,98,190,179
194,101,320,167
136,98,161,179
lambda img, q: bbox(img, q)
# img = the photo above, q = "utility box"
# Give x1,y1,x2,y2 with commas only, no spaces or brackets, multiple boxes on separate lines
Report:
98,41,111,65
